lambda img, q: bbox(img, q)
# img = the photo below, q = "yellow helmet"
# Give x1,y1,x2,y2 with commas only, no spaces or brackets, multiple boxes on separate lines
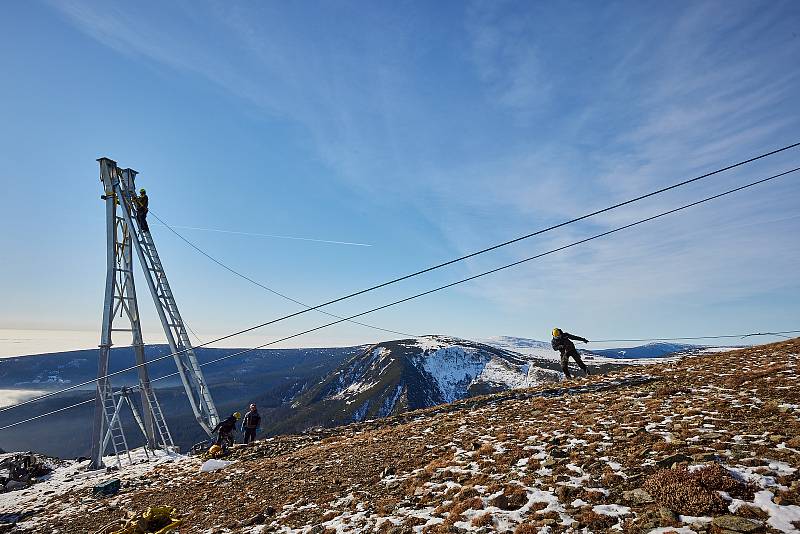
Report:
208,444,222,457
233,412,242,419
552,328,562,338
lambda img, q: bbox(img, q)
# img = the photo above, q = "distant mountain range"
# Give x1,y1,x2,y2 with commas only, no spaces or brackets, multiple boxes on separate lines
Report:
0,345,360,457
482,336,711,359
589,341,705,359
0,335,713,458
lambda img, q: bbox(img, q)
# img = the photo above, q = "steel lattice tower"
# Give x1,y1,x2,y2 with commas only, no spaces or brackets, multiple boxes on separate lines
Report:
90,157,219,469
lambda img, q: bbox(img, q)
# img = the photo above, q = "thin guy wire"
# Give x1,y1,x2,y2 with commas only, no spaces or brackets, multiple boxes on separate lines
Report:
149,210,417,338
0,147,796,416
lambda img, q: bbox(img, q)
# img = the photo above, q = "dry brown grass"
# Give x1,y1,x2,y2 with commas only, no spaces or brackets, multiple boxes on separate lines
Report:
471,512,493,527
424,457,451,473
443,485,460,499
580,489,608,504
514,523,538,534
529,501,548,513
654,385,691,397
321,511,338,521
642,466,735,515
651,441,671,452
451,497,483,516
432,501,453,516
488,484,528,510
540,510,561,520
454,486,480,501
375,498,397,516
725,364,783,387
580,509,618,529
477,442,495,456
694,462,754,500
485,482,503,495
601,471,624,486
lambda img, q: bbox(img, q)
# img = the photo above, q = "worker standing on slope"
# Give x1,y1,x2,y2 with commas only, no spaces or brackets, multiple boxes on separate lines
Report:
241,403,261,444
212,412,240,450
133,188,149,232
551,328,590,379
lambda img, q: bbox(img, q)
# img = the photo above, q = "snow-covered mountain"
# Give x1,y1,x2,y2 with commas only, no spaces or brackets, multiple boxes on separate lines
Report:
267,336,561,433
481,335,556,359
589,341,705,358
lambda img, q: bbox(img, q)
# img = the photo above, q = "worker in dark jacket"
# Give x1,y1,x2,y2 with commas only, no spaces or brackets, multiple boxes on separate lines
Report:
241,403,261,444
551,328,590,379
133,188,149,232
212,412,240,448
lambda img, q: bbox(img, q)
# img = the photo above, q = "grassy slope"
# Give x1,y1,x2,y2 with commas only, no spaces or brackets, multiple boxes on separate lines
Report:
36,339,800,533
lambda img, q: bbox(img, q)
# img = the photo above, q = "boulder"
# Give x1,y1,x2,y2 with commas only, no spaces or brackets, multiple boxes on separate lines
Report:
92,478,121,497
659,507,678,523
711,515,764,533
4,480,26,491
623,488,655,505
542,456,558,468
239,513,265,527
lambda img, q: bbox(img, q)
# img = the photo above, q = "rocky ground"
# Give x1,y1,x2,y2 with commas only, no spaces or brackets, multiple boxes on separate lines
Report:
5,339,800,533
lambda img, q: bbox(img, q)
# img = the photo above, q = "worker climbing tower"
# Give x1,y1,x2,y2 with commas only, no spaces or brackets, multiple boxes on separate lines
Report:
90,157,219,469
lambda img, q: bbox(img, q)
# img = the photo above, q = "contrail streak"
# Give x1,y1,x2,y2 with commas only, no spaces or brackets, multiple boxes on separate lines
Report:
157,224,373,247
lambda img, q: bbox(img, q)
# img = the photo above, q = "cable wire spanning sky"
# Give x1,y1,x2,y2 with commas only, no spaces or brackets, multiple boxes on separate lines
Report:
0,1,799,355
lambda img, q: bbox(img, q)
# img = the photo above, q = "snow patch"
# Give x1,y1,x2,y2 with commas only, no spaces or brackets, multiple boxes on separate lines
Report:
200,459,234,472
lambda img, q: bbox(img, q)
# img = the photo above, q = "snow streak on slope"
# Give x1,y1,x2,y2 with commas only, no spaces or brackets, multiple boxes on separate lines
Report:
410,337,531,400
416,346,493,403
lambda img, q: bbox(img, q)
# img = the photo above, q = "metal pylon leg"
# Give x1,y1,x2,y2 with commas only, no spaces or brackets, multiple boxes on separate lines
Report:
90,158,175,469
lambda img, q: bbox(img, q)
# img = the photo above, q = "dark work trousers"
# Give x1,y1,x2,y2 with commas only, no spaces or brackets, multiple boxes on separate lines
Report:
136,210,149,232
560,350,589,378
216,431,234,448
243,427,257,444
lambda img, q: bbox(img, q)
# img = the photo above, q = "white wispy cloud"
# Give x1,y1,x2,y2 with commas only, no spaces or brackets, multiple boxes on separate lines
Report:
50,0,800,318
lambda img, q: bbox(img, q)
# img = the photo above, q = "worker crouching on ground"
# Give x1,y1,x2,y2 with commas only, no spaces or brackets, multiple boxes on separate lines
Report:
133,188,149,232
551,328,590,379
212,412,240,451
241,403,261,444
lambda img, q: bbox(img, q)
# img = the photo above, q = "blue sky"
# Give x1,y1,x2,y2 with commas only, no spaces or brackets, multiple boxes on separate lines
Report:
1,0,798,355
